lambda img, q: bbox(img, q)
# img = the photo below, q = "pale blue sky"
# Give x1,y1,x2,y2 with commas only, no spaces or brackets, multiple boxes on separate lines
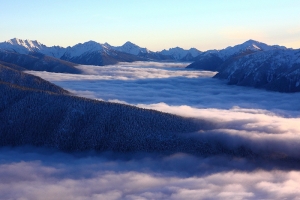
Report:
1,0,299,51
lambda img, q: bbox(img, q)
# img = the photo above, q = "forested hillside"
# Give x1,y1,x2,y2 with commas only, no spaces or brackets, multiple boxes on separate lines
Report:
0,81,208,153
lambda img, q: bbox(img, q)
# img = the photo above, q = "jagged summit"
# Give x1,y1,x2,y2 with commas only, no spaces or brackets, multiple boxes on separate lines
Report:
1,38,45,54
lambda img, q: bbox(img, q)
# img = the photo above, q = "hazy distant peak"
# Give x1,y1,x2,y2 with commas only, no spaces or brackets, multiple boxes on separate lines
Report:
78,40,101,47
160,46,201,59
170,47,184,50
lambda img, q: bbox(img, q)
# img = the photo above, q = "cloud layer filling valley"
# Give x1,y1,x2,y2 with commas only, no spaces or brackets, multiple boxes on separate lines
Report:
20,62,300,199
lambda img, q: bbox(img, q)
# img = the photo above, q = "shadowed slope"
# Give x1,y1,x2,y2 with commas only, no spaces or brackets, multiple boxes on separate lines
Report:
0,64,68,94
0,50,81,74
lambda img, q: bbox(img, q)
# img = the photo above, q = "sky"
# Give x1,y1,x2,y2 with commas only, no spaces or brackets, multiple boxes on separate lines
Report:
1,0,300,51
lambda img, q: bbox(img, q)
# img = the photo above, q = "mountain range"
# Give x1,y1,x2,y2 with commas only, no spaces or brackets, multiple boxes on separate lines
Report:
0,38,201,67
1,38,300,92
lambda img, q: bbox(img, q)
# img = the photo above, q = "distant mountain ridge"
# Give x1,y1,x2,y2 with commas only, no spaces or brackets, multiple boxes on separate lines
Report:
0,38,202,65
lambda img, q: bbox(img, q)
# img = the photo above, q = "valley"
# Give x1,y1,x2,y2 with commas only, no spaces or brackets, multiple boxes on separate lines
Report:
1,41,300,199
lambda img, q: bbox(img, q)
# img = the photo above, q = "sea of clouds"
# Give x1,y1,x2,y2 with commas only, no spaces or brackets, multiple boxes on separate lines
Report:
16,62,300,199
1,147,300,200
